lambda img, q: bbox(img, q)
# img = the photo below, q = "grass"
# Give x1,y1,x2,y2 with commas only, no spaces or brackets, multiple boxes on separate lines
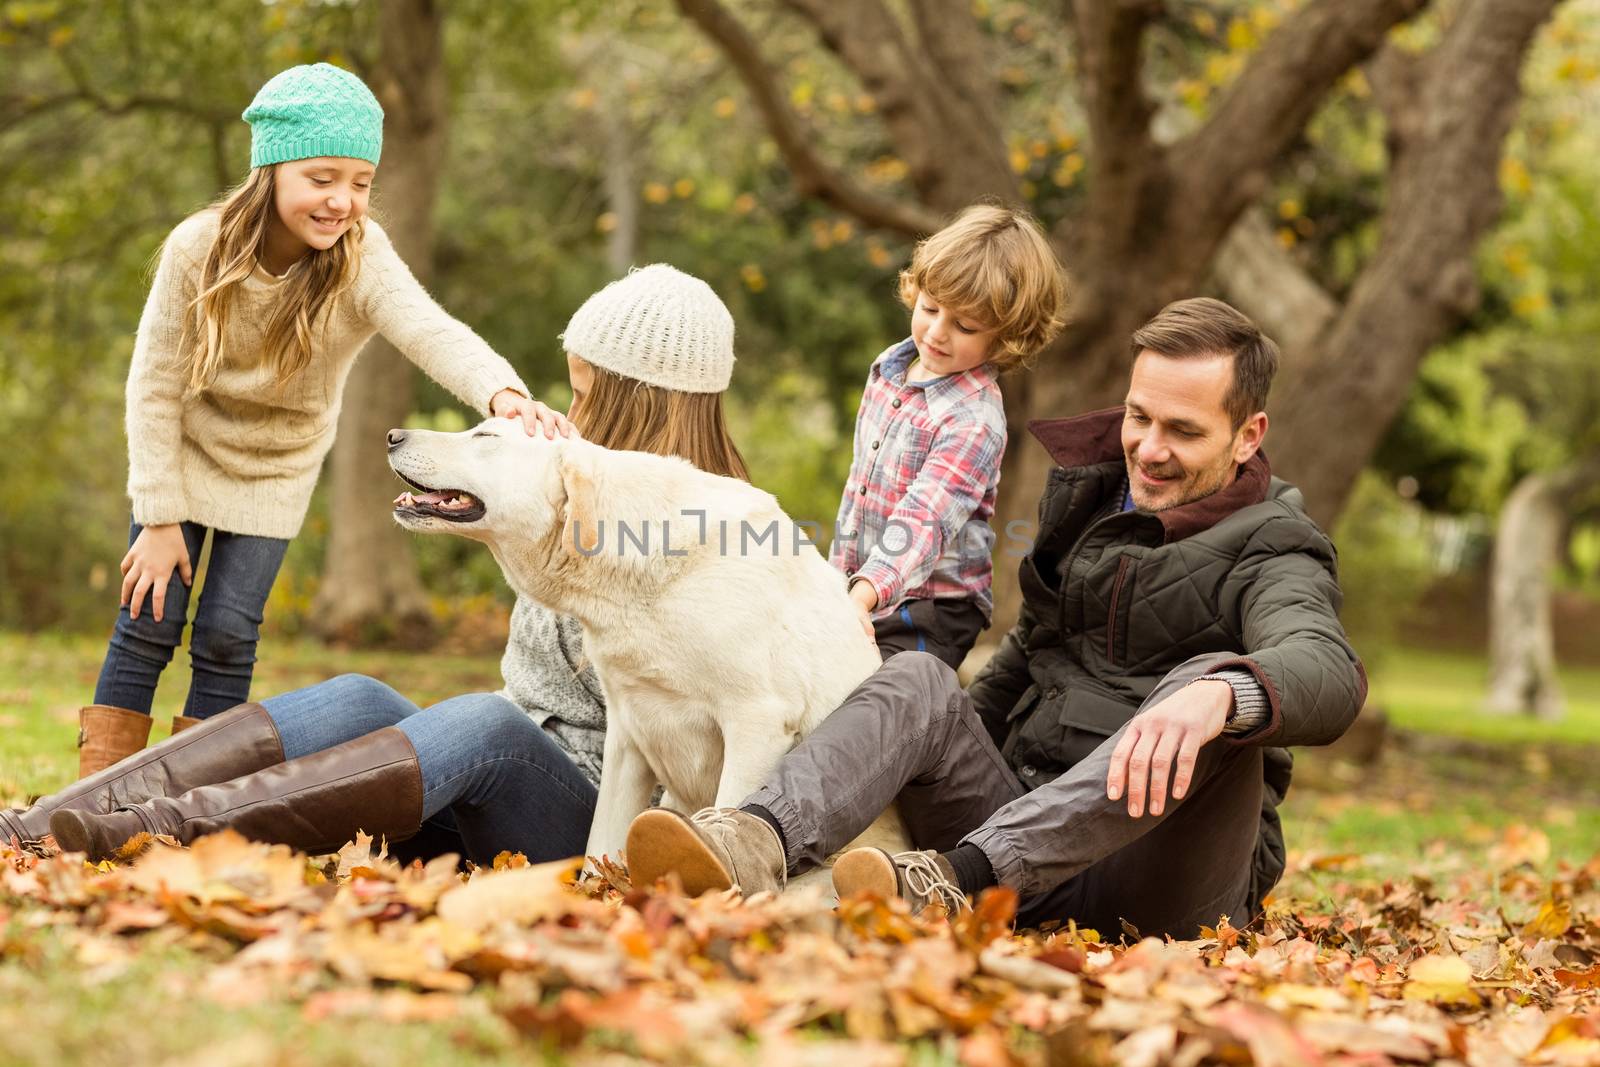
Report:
0,936,533,1067
1,630,1596,1065
4,630,1596,870
1366,645,1600,745
0,630,503,805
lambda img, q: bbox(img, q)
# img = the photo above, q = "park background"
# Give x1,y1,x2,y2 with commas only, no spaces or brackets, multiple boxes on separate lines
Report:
1,1,1598,1064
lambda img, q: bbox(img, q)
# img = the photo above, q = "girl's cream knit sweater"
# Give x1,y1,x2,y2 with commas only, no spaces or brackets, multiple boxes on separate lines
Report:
126,210,530,539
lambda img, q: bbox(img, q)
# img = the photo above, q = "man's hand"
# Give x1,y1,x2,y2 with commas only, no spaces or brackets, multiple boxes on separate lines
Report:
848,579,879,643
1106,679,1232,818
491,388,575,439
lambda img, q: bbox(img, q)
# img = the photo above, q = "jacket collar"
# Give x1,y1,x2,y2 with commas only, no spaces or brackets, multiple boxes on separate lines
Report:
873,338,998,419
1028,406,1272,543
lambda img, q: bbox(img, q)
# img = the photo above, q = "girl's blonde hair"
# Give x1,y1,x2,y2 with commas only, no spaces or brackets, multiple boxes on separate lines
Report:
180,166,365,394
568,363,749,482
898,203,1066,371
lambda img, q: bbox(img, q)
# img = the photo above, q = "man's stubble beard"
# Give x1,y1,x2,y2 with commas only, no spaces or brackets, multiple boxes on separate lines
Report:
1126,449,1238,513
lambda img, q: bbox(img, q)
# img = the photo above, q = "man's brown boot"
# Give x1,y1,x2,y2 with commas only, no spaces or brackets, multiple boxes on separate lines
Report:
625,807,786,897
170,716,203,734
77,705,153,778
50,727,423,863
0,702,284,852
831,847,970,916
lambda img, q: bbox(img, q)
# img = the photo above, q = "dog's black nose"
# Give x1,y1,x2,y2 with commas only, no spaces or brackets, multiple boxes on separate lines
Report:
386,429,408,451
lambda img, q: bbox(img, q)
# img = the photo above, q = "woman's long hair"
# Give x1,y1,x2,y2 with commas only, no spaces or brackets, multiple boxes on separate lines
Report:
567,364,749,482
180,165,364,395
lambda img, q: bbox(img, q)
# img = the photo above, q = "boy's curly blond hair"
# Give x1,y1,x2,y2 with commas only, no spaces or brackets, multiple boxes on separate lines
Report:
898,203,1066,371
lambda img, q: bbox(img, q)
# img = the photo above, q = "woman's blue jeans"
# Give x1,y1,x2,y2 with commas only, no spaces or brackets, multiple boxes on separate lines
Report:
261,674,597,865
94,520,288,718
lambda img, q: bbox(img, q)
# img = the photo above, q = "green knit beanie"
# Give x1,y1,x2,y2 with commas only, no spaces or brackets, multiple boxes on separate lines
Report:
242,63,384,169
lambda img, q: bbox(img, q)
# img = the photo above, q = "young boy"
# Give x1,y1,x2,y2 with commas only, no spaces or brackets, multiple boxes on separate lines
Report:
833,204,1065,669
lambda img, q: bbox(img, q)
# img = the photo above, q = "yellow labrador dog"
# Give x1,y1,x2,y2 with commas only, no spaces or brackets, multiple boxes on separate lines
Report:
386,420,905,889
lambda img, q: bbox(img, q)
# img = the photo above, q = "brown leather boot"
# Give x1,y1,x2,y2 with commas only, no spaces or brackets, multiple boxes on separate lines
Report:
77,705,153,778
170,716,203,734
0,702,284,852
50,727,423,862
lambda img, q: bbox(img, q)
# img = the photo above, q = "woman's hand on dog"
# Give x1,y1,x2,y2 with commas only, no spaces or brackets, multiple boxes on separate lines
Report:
491,388,576,439
120,524,192,623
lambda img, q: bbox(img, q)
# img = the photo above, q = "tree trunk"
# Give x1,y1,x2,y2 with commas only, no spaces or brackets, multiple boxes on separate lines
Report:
1261,0,1559,528
1485,455,1600,718
679,0,1559,636
312,0,446,647
600,74,640,274
1485,470,1567,719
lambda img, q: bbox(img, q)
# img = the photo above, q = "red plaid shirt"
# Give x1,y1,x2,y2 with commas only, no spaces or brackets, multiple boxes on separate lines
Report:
830,338,1007,618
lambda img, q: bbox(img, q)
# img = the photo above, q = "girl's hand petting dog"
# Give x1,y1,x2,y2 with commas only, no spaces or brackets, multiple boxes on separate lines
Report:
491,388,576,439
121,524,192,623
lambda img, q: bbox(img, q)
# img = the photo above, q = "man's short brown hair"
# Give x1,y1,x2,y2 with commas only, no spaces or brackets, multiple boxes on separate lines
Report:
1130,298,1279,427
898,203,1066,371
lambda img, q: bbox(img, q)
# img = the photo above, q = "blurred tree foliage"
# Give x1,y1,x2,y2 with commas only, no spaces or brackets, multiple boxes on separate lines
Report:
1,0,1596,647
0,0,909,632
1373,6,1600,517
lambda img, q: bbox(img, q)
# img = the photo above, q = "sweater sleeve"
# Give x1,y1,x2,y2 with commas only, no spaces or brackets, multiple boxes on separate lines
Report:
125,216,209,527
355,220,531,415
1209,666,1272,735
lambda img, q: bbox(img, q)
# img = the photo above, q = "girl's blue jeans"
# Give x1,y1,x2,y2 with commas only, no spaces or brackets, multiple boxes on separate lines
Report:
262,674,598,865
94,520,289,718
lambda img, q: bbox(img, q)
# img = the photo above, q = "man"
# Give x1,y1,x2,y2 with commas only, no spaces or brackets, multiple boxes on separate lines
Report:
626,297,1365,938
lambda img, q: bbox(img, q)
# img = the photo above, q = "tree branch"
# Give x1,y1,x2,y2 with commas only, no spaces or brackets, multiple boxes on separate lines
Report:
1211,209,1337,358
1365,41,1426,145
1342,0,1559,331
209,120,231,194
53,43,234,125
779,0,1017,210
1070,0,1160,189
675,0,943,236
2,86,233,128
1180,0,1428,228
905,0,1009,162
1267,0,1562,524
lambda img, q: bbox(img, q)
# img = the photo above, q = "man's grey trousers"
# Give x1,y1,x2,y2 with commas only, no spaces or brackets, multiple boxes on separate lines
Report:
743,651,1265,938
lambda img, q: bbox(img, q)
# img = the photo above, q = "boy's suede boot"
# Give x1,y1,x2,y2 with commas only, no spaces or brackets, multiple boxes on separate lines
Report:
0,702,284,852
77,705,153,778
626,807,786,897
831,847,971,916
50,727,422,863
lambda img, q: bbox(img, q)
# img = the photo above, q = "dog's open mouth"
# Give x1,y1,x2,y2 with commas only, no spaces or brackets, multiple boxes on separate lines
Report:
392,474,486,523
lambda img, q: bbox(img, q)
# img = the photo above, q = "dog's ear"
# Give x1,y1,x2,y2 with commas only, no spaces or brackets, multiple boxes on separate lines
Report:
559,447,602,557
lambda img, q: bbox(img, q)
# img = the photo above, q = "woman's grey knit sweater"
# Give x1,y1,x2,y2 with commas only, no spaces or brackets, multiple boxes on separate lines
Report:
496,598,607,787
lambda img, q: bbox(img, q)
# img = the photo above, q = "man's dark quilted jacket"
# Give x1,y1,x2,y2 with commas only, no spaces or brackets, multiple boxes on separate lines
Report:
967,407,1366,895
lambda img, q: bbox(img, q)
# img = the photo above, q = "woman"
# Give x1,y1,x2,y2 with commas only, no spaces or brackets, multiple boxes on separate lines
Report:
2,264,747,864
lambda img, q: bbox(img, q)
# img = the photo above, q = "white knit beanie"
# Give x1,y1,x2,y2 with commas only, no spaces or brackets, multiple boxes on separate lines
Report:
560,264,736,393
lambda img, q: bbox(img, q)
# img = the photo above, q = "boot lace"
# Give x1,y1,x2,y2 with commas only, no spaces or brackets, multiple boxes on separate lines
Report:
897,850,970,914
689,806,784,891
690,807,741,834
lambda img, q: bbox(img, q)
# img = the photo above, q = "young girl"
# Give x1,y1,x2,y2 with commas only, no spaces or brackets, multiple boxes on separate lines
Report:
81,63,567,777
8,265,748,868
